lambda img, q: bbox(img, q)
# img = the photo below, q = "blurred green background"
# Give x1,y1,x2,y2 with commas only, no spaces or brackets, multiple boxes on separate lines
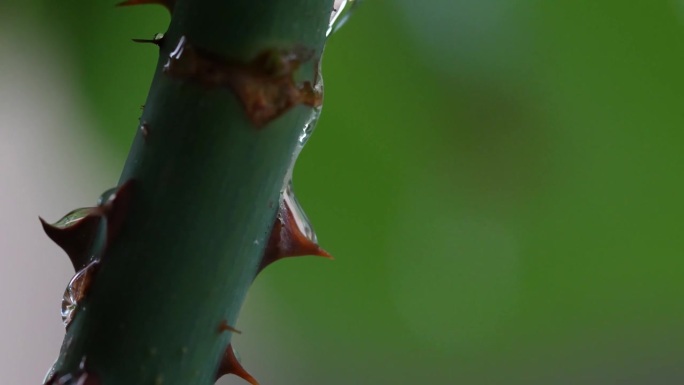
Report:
2,1,683,384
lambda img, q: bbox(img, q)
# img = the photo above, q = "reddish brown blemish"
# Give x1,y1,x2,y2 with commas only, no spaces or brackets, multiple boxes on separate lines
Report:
216,344,259,385
40,180,135,270
218,320,241,334
258,198,333,273
116,0,174,13
163,36,322,128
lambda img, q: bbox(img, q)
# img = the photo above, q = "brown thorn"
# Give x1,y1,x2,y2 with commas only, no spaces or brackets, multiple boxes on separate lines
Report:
41,179,135,271
258,199,333,273
116,0,174,13
163,37,322,128
218,320,242,334
216,344,259,385
40,210,102,271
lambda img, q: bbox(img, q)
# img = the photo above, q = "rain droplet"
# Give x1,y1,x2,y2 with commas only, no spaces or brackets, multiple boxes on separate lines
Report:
231,345,243,363
328,0,361,36
282,180,317,243
62,261,99,327
163,36,187,73
298,106,322,146
52,208,93,229
96,187,118,207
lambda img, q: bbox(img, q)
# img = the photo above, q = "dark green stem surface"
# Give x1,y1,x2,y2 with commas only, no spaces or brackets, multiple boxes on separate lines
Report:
52,1,333,384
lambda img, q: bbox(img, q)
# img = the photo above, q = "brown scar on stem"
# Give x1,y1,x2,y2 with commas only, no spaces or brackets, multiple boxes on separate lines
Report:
163,36,322,128
218,320,242,334
258,198,333,273
216,344,259,385
116,0,174,13
40,180,135,271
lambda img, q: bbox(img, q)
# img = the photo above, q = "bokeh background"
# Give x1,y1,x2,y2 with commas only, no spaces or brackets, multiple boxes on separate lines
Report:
2,1,683,384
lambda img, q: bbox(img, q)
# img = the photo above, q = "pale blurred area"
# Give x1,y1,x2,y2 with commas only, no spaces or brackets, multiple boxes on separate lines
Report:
0,13,119,384
2,1,684,384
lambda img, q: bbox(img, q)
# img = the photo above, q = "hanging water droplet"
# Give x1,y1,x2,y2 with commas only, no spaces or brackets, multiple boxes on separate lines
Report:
96,187,118,207
282,180,317,243
231,345,243,363
61,261,99,327
298,106,322,145
328,0,361,36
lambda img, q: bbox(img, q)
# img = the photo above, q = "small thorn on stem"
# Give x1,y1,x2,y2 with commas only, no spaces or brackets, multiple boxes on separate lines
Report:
216,344,259,385
258,197,333,273
218,320,242,334
132,33,165,47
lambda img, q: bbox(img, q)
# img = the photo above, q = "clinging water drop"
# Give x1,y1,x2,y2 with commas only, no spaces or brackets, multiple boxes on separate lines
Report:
61,260,99,328
283,180,318,243
328,0,361,36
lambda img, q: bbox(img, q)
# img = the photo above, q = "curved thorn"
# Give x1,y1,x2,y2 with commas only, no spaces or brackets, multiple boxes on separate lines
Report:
218,320,242,334
258,199,333,273
216,344,259,385
39,212,101,271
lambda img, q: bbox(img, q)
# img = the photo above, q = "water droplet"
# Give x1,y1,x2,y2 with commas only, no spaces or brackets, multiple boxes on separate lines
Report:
96,187,117,207
298,106,322,146
62,261,99,327
328,0,361,36
165,36,187,69
140,122,150,139
283,180,317,243
52,208,93,229
231,345,243,363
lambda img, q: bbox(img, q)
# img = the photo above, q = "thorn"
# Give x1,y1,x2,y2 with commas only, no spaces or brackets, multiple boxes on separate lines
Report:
116,0,174,13
39,210,101,271
132,33,165,47
216,344,259,385
218,320,242,334
40,180,135,271
258,198,333,273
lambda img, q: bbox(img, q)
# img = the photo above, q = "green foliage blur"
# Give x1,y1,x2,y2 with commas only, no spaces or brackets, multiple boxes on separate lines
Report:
8,1,684,383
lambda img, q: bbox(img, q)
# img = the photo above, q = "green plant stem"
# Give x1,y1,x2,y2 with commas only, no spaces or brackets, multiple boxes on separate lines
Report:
51,1,333,384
